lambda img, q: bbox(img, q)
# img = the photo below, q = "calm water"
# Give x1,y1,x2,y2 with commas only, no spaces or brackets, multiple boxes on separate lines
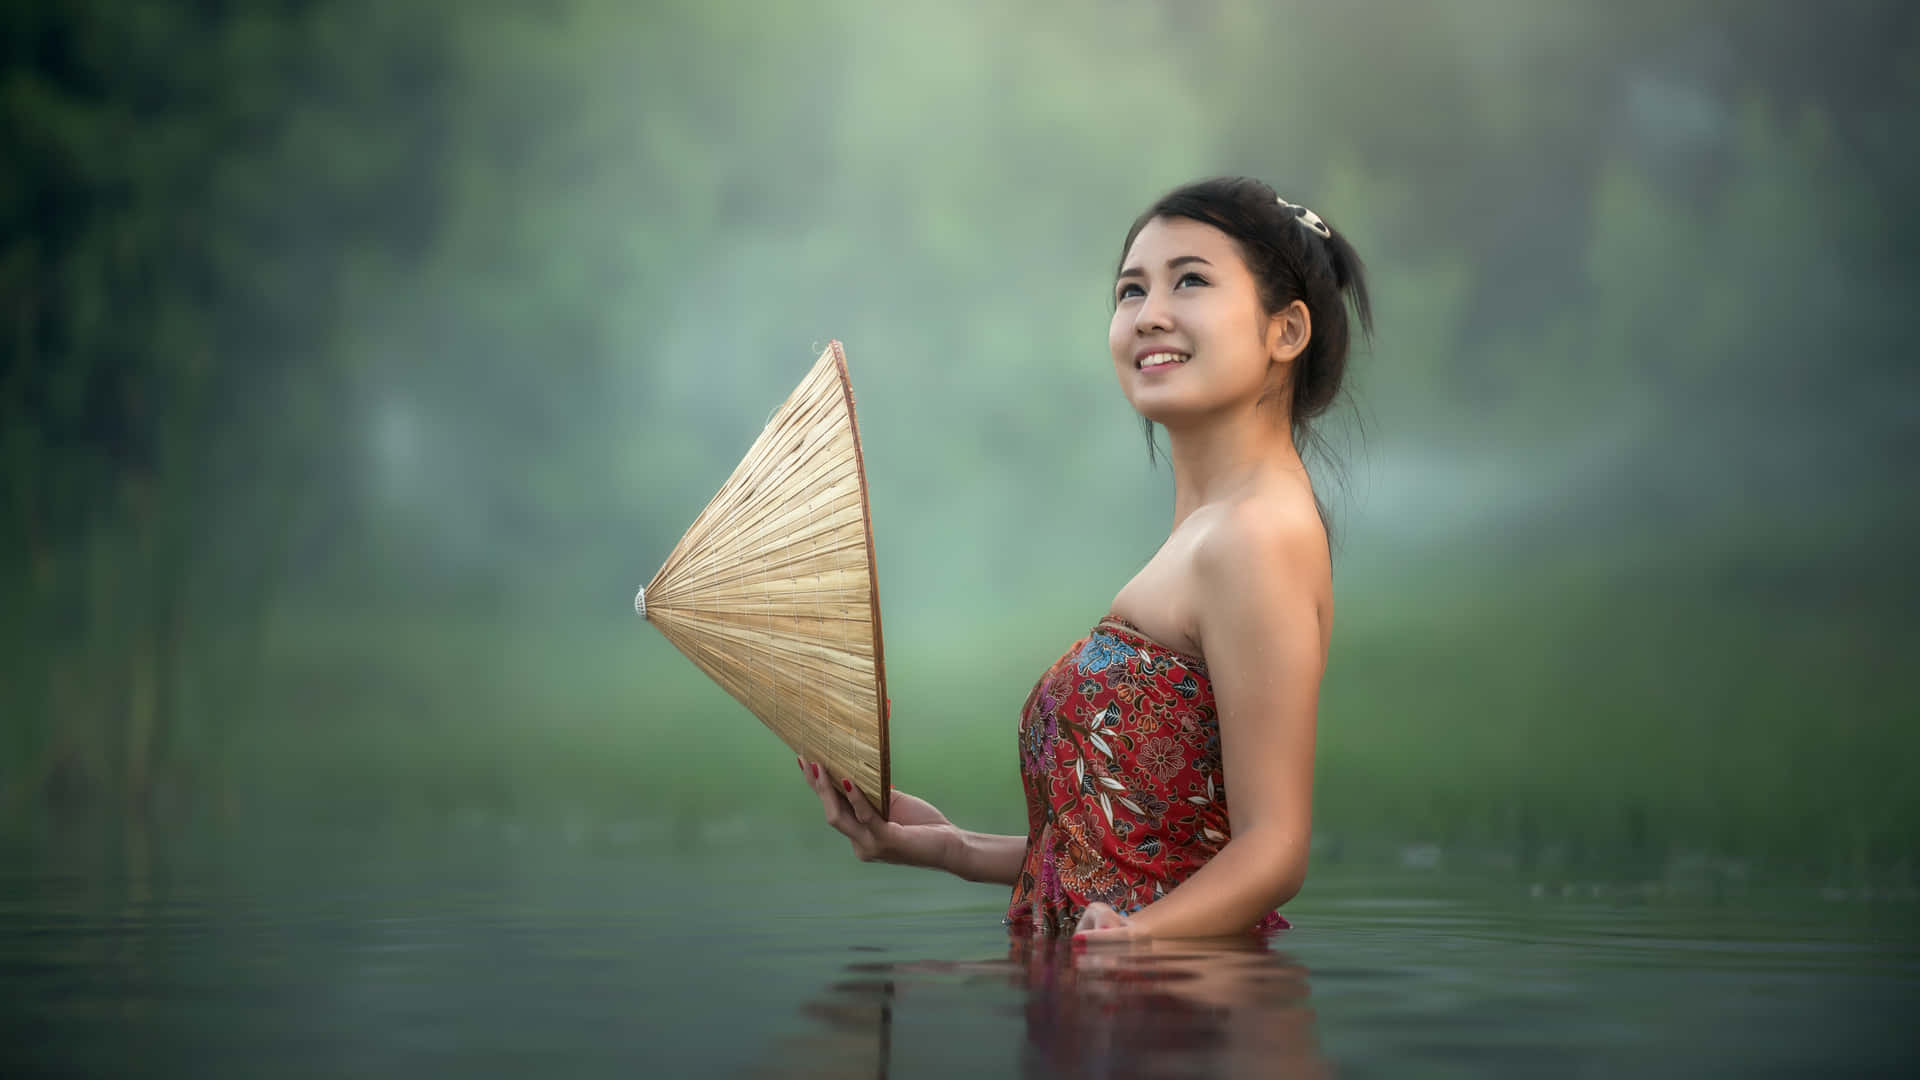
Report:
3,820,1914,1077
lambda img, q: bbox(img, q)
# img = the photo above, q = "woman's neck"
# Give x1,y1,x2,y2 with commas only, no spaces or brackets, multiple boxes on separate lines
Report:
1162,404,1302,532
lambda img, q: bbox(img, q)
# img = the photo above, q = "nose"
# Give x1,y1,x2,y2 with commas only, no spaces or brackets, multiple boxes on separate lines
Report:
1133,285,1174,335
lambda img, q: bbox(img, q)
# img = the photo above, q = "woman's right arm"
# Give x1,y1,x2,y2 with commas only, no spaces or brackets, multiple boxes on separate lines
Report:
942,828,1027,886
800,756,1026,887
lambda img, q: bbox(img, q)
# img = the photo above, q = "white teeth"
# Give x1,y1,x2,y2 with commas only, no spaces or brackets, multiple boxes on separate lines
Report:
1137,352,1190,369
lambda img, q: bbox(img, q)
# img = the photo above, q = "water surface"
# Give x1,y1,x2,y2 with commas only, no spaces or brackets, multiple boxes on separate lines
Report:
3,821,1913,1077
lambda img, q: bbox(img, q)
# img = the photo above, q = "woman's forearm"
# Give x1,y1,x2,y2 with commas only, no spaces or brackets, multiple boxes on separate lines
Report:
942,828,1028,886
1127,830,1305,938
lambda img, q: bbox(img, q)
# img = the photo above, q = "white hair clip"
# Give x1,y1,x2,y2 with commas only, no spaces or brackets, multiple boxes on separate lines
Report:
1277,196,1332,240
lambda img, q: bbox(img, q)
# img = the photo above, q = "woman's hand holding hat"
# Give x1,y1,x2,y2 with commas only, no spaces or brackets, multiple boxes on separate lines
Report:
800,756,957,872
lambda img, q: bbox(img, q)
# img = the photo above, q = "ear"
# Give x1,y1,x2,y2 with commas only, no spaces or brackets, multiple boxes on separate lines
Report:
1266,300,1312,366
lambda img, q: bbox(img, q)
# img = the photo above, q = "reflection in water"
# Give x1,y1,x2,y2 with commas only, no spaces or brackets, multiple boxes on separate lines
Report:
1015,937,1325,1078
757,936,1324,1079
747,958,896,1080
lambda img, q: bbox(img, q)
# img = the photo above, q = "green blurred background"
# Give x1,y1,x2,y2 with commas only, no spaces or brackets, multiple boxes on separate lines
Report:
5,0,1915,883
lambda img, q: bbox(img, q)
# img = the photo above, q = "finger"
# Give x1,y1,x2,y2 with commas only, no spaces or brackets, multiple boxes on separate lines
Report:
802,757,832,800
1072,926,1133,946
802,759,852,828
833,773,879,825
1075,903,1124,932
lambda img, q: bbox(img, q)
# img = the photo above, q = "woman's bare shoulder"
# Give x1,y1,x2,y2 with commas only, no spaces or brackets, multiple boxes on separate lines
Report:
1189,486,1333,655
1192,485,1328,587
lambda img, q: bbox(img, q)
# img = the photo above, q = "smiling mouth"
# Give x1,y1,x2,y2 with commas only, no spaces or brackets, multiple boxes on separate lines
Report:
1136,352,1191,371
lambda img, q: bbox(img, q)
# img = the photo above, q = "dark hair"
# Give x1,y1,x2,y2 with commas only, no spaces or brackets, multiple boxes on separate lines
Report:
1116,176,1373,535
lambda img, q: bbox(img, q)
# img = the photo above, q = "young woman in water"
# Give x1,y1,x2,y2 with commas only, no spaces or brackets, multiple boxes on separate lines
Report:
799,177,1371,941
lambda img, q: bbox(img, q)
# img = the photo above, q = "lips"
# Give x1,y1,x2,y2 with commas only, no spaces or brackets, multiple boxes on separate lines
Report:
1135,350,1191,371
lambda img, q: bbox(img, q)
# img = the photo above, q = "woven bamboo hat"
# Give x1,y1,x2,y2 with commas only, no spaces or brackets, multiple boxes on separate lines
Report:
635,341,891,818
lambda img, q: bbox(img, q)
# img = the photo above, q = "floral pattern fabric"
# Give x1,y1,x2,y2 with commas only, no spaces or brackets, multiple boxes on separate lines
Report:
1004,615,1290,936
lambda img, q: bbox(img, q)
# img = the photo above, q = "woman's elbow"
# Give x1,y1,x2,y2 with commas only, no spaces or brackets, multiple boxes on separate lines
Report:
1273,862,1307,907
1241,829,1310,908
1261,846,1307,907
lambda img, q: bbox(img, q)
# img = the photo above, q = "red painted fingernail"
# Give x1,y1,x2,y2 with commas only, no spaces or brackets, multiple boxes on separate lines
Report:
797,756,805,773
842,779,853,793
810,764,820,779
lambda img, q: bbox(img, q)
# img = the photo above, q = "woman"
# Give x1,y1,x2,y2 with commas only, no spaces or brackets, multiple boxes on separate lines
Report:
800,177,1371,941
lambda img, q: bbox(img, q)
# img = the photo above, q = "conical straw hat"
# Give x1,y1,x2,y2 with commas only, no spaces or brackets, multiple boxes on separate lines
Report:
636,341,891,818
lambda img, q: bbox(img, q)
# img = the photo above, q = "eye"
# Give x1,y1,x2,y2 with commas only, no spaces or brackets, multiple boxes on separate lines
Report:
1115,272,1207,303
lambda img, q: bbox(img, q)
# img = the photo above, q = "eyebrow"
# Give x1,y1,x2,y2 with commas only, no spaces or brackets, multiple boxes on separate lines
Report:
1116,255,1213,281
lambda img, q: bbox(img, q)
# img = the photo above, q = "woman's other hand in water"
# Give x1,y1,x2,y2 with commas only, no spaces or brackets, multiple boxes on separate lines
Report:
1072,901,1146,945
799,756,956,871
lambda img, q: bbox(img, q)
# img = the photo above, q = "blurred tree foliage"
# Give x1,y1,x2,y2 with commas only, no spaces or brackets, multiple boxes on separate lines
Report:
3,0,1914,840
4,0,456,806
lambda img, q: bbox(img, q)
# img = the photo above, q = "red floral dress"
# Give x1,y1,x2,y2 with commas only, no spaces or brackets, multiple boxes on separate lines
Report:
1004,615,1291,936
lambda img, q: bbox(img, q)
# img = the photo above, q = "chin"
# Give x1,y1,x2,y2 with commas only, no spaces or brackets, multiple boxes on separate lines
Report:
1125,387,1208,428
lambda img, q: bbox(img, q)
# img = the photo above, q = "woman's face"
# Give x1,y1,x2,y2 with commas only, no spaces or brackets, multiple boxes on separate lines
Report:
1109,216,1294,426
